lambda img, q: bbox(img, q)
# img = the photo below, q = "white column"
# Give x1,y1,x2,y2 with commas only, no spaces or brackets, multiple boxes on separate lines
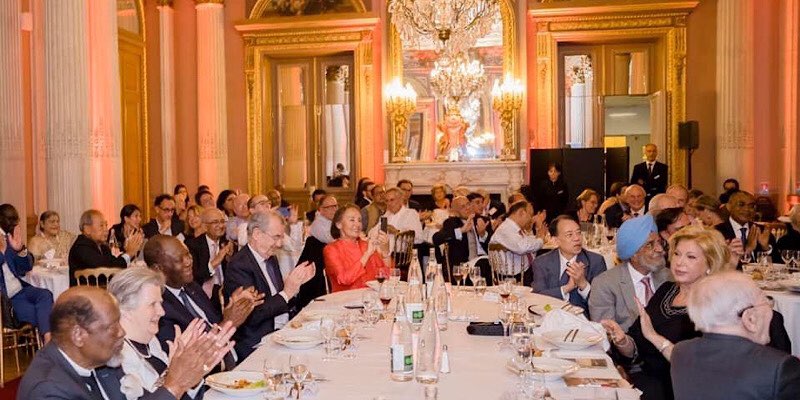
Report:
783,0,800,204
43,0,91,232
196,0,229,191
159,0,178,191
716,0,755,192
0,0,27,231
87,0,123,222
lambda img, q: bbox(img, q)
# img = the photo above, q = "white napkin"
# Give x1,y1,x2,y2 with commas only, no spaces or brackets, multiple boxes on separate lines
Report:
534,309,610,351
43,249,55,260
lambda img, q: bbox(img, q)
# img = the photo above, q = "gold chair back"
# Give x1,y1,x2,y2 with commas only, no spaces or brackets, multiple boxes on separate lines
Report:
392,230,416,278
487,243,526,285
74,267,125,287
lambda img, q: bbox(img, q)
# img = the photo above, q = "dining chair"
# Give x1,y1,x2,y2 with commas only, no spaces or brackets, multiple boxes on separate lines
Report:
1,302,42,387
73,267,125,287
392,230,416,280
487,243,525,285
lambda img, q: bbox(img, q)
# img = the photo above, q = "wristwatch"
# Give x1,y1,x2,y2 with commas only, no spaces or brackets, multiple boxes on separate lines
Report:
17,245,28,257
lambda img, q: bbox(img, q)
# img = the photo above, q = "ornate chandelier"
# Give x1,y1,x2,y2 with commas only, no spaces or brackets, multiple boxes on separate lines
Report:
388,0,498,56
429,53,487,113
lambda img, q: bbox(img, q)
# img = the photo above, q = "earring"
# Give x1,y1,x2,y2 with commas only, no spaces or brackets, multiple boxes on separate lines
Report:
706,269,711,275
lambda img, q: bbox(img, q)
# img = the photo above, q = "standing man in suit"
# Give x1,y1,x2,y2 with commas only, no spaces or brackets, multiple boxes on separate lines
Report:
142,194,185,240
432,196,492,282
224,211,315,359
589,214,670,331
532,215,607,310
185,208,234,302
68,209,143,286
18,286,227,400
144,235,262,370
631,143,668,203
671,272,800,399
716,191,776,262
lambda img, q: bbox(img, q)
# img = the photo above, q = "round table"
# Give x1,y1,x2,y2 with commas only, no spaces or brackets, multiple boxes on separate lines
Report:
205,287,639,400
24,264,69,300
766,289,800,356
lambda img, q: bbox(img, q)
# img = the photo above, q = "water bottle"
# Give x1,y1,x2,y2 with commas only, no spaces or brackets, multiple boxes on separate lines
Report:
406,281,425,329
415,297,440,384
390,295,414,382
408,250,423,285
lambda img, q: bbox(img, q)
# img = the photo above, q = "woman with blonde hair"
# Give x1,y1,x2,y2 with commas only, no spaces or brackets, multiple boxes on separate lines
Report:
183,205,205,240
602,225,790,400
689,194,726,227
28,211,76,262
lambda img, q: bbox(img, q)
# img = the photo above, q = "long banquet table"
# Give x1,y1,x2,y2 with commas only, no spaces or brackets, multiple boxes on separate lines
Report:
206,287,640,400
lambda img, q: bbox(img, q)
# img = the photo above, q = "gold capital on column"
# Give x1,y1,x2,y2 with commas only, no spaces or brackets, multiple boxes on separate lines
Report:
195,0,224,4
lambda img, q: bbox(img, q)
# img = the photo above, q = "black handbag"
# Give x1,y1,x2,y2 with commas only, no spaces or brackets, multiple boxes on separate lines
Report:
1,291,22,330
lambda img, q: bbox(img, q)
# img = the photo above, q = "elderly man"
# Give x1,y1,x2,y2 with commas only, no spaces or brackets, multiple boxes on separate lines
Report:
489,200,545,284
225,193,251,243
606,184,647,228
671,272,800,399
589,214,670,331
68,209,143,286
647,194,680,217
397,179,422,211
369,187,423,244
665,184,689,208
0,204,53,343
310,195,338,244
18,286,228,400
362,184,387,233
144,235,261,370
631,143,668,202
716,191,776,258
267,189,290,218
476,188,506,221
224,211,315,359
432,196,492,279
142,194,185,239
185,208,233,303
532,215,607,310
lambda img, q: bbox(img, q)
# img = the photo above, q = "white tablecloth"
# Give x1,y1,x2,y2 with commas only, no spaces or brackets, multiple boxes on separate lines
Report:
24,265,70,300
206,288,638,400
766,290,800,356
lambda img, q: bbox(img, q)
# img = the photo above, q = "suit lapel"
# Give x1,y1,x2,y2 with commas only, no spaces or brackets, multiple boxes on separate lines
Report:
245,246,273,295
618,264,638,314
45,344,104,399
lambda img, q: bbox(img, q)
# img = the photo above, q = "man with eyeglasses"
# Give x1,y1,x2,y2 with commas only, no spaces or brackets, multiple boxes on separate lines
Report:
185,208,233,309
589,214,670,331
310,195,338,244
226,193,251,243
671,272,800,399
142,194,185,240
716,191,777,263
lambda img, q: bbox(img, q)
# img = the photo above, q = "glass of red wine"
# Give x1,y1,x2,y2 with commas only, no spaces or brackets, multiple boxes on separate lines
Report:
376,268,388,284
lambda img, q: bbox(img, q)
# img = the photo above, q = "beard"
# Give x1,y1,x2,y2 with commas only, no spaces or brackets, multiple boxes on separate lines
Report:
105,346,124,368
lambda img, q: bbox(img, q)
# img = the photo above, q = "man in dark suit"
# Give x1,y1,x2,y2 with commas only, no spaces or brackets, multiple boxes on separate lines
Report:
185,208,234,306
142,194,185,239
671,272,800,400
144,235,262,370
605,184,647,229
532,215,607,310
630,143,668,203
18,286,219,400
224,211,315,359
716,191,777,263
68,209,143,286
432,196,492,283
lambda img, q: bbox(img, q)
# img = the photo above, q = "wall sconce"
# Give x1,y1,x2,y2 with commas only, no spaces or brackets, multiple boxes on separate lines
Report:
491,74,523,161
385,78,417,162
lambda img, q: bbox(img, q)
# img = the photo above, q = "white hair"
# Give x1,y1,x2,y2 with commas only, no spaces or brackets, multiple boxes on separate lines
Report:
107,266,165,311
247,210,285,237
648,194,678,215
686,271,763,332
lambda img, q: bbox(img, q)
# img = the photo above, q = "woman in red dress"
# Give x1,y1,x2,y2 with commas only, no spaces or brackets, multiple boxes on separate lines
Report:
323,204,388,292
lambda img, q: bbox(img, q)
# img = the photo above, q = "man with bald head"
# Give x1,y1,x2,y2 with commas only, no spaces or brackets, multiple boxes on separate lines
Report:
185,208,233,307
630,143,668,203
432,196,492,282
69,209,143,286
716,191,776,259
19,286,220,400
647,193,680,217
666,184,689,208
605,184,647,228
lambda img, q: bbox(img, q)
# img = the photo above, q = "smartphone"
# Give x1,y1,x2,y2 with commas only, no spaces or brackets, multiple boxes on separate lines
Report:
380,217,388,232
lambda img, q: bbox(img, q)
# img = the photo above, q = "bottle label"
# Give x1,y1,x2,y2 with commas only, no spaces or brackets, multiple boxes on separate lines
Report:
407,303,424,324
391,345,413,372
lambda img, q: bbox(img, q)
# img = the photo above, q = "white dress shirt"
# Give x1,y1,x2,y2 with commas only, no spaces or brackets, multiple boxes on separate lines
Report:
626,262,655,306
205,235,223,286
368,205,424,246
490,218,542,274
157,220,185,242
729,217,748,242
310,213,334,244
249,245,289,329
630,207,645,218
165,285,210,323
558,251,591,301
58,348,110,400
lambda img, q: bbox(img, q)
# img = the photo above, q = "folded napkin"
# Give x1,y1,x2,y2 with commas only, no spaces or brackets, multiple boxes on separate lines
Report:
534,309,610,351
466,321,504,336
43,249,55,260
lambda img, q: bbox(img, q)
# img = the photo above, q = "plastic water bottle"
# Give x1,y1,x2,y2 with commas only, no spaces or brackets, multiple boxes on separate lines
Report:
390,295,414,382
415,297,440,384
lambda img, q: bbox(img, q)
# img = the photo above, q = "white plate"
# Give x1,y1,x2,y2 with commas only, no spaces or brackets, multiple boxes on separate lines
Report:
271,330,324,350
541,329,604,351
505,357,579,380
206,371,266,397
528,303,584,316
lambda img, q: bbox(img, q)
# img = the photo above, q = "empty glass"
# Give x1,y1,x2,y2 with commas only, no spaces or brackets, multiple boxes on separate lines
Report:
289,354,310,398
263,356,289,400
319,316,337,362
390,268,402,285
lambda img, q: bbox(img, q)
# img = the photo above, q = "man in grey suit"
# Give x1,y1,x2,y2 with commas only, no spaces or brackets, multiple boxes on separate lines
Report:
18,286,219,400
589,214,670,331
671,272,800,399
532,215,607,310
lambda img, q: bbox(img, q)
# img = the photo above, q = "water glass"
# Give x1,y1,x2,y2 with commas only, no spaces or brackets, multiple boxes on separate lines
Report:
263,357,289,400
390,268,402,284
289,354,310,386
319,316,337,361
739,251,753,265
474,277,487,297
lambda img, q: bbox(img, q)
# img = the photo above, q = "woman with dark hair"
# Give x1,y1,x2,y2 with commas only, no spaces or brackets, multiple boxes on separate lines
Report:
322,204,388,292
109,204,143,251
538,162,569,223
216,189,236,217
598,181,628,216
183,205,205,240
354,177,374,209
28,210,76,262
173,184,189,221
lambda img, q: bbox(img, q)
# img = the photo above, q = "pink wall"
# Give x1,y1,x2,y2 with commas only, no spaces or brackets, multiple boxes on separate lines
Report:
144,0,163,197
173,0,199,192
224,0,248,192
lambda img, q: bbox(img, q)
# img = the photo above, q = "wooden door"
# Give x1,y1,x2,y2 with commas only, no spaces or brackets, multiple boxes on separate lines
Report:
118,31,148,215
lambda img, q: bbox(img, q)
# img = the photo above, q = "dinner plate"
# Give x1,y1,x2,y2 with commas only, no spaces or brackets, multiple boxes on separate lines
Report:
505,357,579,380
206,371,266,397
541,329,604,351
528,303,584,316
271,330,324,350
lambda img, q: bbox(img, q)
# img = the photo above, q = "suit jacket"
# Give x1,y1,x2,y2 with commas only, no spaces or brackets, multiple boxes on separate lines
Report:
223,246,291,359
715,220,778,262
142,218,185,239
185,233,229,286
603,202,647,229
486,200,506,220
631,161,668,199
671,333,800,400
0,241,33,295
588,263,670,331
157,282,222,352
531,248,607,310
432,216,492,268
361,203,384,233
17,342,172,400
68,234,128,286
295,236,328,310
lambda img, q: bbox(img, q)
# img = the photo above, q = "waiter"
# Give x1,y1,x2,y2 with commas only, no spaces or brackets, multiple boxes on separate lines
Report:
630,143,668,203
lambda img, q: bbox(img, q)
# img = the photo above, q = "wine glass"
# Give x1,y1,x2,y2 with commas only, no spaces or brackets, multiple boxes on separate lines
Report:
739,251,753,265
497,301,514,348
497,280,513,302
510,323,532,366
781,249,793,268
362,291,378,310
469,266,482,295
289,354,310,396
451,263,465,294
390,268,402,285
319,316,336,361
378,282,394,314
376,268,388,284
263,356,289,400
474,277,487,297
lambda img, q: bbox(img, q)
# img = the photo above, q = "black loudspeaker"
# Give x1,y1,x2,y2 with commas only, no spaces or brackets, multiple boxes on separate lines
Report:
679,121,699,150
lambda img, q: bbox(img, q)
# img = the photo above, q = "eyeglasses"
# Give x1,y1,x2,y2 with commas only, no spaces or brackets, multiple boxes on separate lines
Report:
159,207,175,213
207,219,226,225
321,204,339,210
254,200,270,208
642,238,665,251
737,301,771,317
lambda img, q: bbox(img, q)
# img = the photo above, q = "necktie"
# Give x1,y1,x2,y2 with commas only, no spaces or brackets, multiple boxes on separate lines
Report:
641,276,654,304
632,212,639,218
647,163,653,175
519,230,534,272
265,258,284,293
740,227,748,243
82,371,103,400
178,289,203,321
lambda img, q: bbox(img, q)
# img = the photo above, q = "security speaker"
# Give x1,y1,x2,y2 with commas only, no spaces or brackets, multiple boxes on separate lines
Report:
678,121,699,150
